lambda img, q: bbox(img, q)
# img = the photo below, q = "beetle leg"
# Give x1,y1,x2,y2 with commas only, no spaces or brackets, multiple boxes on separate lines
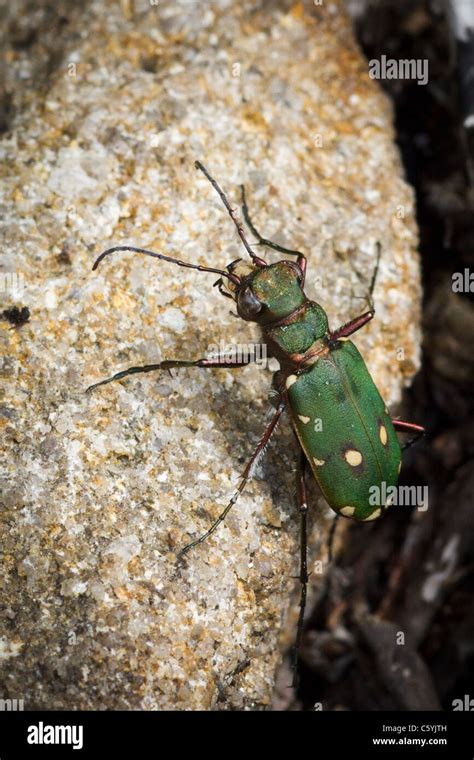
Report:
86,354,257,393
330,245,381,341
329,309,374,341
366,241,382,308
349,241,382,312
392,419,426,453
392,419,425,434
178,400,286,558
292,446,309,687
240,185,307,282
392,420,425,451
327,513,341,564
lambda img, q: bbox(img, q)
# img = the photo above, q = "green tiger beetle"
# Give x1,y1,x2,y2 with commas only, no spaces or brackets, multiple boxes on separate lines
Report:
87,160,424,682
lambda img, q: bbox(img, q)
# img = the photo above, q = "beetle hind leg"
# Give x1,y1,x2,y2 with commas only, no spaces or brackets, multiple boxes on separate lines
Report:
292,447,309,688
393,419,426,454
327,513,340,564
392,419,425,435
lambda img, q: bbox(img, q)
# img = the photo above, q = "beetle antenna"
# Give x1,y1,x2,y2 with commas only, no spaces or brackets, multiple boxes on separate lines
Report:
194,160,266,267
91,245,240,285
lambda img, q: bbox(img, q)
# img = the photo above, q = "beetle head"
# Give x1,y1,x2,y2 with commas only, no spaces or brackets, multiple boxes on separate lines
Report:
218,259,305,324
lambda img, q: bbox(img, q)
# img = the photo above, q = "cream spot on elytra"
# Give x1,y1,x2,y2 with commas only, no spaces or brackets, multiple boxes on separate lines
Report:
344,449,362,466
298,415,310,424
340,506,355,517
379,424,388,446
313,457,325,466
363,508,382,522
286,374,298,389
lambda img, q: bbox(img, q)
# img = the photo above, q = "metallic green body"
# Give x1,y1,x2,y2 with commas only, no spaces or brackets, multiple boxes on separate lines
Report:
265,302,329,357
239,261,402,522
285,340,401,521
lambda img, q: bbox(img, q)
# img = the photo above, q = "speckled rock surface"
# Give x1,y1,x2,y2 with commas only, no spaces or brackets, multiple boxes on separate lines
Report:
0,0,421,709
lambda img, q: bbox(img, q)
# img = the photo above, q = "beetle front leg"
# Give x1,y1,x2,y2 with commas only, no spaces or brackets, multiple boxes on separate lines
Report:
86,354,256,393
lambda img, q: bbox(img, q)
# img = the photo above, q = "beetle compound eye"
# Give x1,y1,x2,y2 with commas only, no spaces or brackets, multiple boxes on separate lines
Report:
237,286,263,320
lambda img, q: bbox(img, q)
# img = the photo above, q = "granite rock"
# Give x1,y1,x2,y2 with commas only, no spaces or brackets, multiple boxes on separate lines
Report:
0,0,421,709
